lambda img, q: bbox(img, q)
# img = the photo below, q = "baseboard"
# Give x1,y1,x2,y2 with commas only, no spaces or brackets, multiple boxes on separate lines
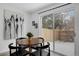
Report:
0,51,9,56
50,50,66,56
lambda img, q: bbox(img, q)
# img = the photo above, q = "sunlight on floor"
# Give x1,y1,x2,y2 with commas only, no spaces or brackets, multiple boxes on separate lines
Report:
48,41,74,56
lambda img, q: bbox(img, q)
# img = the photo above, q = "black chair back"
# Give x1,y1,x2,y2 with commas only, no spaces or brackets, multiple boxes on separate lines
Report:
8,43,29,56
31,42,50,56
8,43,21,56
37,37,44,46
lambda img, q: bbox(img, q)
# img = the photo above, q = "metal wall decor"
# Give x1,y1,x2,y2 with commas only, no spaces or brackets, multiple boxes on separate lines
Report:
35,23,38,28
4,9,24,40
32,21,38,29
32,21,36,26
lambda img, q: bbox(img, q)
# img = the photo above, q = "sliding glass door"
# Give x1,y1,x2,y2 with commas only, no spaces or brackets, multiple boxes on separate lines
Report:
40,4,75,56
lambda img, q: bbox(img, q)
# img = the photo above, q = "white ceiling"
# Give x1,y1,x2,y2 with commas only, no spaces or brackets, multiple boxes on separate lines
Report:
0,3,54,13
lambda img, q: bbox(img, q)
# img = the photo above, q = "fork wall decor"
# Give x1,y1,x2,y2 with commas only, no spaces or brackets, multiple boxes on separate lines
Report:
4,9,24,40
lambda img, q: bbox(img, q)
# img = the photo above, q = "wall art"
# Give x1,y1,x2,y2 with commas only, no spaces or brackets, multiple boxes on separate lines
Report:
4,9,24,40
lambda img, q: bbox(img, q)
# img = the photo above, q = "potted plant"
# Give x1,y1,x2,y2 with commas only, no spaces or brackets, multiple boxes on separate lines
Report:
26,32,33,45
27,32,33,39
26,32,33,55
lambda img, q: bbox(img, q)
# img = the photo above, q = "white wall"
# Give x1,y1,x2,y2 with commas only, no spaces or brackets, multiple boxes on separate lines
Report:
0,5,30,53
74,4,79,56
29,13,40,37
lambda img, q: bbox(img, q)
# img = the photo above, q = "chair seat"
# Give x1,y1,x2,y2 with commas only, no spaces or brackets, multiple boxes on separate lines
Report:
31,50,49,56
10,50,29,56
25,48,37,52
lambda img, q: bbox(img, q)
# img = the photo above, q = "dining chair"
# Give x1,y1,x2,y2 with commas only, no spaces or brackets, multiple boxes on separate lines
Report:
37,37,44,46
8,43,29,56
31,42,50,56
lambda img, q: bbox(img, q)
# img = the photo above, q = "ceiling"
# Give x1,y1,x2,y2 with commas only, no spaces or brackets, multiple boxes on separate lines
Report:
0,3,54,13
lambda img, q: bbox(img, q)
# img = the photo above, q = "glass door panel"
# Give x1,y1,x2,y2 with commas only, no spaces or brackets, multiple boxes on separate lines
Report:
42,14,53,51
54,10,75,56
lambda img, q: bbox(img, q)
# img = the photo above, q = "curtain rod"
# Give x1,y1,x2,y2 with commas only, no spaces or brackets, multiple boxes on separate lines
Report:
38,3,71,14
